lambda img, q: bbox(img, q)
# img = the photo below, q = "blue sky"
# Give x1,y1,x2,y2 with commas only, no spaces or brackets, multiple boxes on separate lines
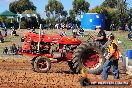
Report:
0,0,131,18
0,0,109,18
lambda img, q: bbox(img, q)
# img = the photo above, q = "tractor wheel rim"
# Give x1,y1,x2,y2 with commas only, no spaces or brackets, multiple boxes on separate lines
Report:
82,48,102,69
38,60,48,70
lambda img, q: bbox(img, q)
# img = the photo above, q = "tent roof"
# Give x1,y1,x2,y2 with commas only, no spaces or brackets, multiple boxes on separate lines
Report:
0,10,17,16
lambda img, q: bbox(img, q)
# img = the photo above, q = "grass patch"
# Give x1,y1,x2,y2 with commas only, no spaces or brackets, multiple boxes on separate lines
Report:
112,31,132,58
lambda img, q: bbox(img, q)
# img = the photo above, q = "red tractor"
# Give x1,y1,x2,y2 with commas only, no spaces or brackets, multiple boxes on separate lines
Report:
19,31,106,74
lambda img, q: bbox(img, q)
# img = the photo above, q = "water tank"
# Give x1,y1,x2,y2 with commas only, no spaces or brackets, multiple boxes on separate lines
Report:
81,13,105,30
126,50,132,59
126,50,132,70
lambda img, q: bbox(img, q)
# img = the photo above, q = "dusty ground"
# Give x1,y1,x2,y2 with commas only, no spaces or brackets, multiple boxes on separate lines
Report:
0,56,132,88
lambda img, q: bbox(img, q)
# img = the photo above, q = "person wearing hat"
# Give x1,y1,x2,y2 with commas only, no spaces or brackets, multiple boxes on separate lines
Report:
59,28,67,37
94,26,107,45
102,34,120,80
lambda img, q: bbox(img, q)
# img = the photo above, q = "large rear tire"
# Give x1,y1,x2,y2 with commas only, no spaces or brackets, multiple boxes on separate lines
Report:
34,57,51,73
70,41,106,74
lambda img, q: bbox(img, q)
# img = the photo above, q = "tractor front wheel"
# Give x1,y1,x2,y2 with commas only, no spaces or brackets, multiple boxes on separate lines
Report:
34,57,51,73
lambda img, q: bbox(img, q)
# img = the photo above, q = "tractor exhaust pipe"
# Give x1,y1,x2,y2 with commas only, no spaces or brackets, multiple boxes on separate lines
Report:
37,24,42,53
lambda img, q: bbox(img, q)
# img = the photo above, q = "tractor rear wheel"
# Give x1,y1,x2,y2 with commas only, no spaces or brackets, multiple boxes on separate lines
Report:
34,57,51,73
71,42,106,74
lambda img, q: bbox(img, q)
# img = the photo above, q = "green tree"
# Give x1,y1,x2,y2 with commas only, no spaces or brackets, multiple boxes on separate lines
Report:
72,0,90,15
101,0,128,30
69,0,90,25
61,10,68,18
69,9,76,22
102,0,118,8
45,0,64,23
61,10,68,22
117,0,128,28
9,0,40,29
127,8,132,26
9,0,36,14
89,6,108,14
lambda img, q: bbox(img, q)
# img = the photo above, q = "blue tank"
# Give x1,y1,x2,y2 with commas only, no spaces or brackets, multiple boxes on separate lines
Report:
126,50,132,59
81,13,105,30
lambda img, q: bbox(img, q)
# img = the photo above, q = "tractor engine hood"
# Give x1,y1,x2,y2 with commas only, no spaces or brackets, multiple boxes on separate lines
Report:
24,32,81,45
43,35,81,45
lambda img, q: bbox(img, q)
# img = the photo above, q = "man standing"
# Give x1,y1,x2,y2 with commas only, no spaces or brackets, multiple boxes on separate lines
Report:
102,34,120,80
94,26,107,45
59,28,67,37
14,21,19,30
1,21,7,37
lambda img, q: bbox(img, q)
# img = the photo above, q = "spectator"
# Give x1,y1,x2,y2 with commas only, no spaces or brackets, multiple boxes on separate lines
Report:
11,28,18,36
110,23,116,31
3,46,8,54
71,23,75,31
66,23,69,30
10,43,18,55
94,26,107,45
32,27,36,33
79,28,84,37
55,23,59,29
59,28,66,37
72,28,78,38
128,32,132,41
125,24,130,31
1,21,7,37
14,21,19,30
117,38,122,44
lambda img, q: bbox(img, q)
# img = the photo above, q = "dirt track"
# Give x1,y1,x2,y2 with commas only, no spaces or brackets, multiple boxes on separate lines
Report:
0,56,132,88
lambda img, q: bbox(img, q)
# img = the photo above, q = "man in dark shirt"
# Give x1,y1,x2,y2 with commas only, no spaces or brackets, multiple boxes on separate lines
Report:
94,26,107,45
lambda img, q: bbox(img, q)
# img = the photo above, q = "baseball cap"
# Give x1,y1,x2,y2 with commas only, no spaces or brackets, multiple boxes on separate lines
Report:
95,26,101,29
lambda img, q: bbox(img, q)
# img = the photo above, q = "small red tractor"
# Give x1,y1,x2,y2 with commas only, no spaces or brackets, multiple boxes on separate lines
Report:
18,30,106,74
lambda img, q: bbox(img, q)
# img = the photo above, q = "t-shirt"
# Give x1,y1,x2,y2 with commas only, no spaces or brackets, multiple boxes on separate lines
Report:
97,30,107,45
112,43,117,51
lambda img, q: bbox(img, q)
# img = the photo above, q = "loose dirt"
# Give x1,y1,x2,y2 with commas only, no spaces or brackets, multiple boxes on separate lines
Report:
0,56,132,88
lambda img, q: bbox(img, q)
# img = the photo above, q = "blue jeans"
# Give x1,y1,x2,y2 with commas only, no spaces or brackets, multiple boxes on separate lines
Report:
102,58,119,80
